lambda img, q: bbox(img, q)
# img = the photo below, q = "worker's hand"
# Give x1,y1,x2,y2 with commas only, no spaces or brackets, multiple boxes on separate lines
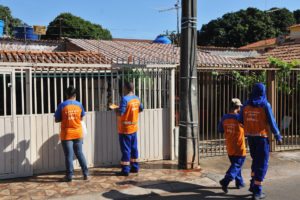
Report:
277,139,282,145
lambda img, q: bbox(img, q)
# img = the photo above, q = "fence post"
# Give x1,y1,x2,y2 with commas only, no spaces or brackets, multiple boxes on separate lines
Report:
25,68,32,115
266,70,276,152
170,68,176,160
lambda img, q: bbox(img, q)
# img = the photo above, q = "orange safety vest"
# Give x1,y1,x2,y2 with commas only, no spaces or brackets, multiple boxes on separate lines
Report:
118,98,141,134
243,105,269,137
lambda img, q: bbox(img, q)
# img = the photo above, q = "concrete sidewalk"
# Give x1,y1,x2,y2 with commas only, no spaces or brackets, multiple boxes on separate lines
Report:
1,151,300,200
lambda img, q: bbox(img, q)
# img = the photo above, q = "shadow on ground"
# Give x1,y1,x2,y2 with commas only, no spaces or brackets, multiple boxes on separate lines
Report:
102,180,252,200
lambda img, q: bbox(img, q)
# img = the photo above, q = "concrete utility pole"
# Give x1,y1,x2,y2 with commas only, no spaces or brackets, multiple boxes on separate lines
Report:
179,0,199,169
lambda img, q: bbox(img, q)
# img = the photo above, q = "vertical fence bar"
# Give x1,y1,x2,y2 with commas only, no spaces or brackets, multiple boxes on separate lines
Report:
143,68,147,109
25,68,32,115
110,68,114,105
60,69,63,103
158,69,161,109
147,69,150,109
41,69,44,114
104,69,107,110
295,71,298,146
98,68,101,111
169,68,175,160
133,68,136,96
21,69,25,115
202,72,206,155
122,67,125,97
91,70,95,112
154,68,157,109
73,69,76,87
3,73,6,116
34,69,37,114
85,69,89,111
79,69,82,103
283,73,287,150
47,68,51,114
54,70,57,109
67,70,70,87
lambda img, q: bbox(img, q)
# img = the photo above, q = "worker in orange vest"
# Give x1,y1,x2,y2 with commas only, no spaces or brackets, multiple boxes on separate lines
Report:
111,81,143,176
218,98,246,193
239,83,282,200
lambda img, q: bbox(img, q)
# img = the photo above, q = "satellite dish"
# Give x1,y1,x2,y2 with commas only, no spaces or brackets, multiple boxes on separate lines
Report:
276,35,285,45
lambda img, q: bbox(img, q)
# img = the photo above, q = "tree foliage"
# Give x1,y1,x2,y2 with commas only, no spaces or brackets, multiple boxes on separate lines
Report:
198,7,298,47
45,13,112,40
294,9,300,24
0,5,26,37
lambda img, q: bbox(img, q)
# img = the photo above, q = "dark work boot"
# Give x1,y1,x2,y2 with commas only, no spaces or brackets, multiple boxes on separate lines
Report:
219,180,228,193
252,193,267,200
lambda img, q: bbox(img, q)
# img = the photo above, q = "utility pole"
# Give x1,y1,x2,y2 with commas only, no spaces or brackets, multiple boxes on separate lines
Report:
179,0,199,169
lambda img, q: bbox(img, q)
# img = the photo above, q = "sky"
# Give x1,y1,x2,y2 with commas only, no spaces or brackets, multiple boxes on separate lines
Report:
0,0,299,40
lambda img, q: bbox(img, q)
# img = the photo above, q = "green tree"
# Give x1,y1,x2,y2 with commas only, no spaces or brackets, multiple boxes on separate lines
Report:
45,13,112,40
268,8,296,36
294,9,300,24
0,5,26,37
198,7,297,47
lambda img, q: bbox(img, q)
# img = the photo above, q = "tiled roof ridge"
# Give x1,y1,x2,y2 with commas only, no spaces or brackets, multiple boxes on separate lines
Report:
112,38,153,43
199,46,257,51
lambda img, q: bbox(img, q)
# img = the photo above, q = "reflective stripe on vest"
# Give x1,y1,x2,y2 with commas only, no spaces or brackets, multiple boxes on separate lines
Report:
119,121,137,125
245,133,268,137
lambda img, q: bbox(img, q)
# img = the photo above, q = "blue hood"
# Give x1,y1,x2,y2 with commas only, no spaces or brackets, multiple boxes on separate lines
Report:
247,83,268,107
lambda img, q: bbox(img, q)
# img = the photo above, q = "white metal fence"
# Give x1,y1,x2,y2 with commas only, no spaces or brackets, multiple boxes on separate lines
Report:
0,63,176,179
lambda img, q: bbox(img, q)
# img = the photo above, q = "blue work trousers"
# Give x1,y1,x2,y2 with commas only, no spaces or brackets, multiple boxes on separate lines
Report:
248,136,269,196
119,132,139,173
61,138,88,179
220,155,246,187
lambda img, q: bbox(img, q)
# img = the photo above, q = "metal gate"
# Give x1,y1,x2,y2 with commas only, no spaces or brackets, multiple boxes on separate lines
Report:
0,63,176,179
195,68,300,157
0,68,33,178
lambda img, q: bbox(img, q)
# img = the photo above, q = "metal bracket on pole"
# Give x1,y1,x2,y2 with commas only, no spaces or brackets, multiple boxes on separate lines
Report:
179,136,198,139
178,121,198,127
180,76,197,79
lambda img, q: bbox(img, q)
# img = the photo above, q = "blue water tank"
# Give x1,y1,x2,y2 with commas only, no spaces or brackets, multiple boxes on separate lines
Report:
0,20,4,37
14,26,39,40
153,35,172,44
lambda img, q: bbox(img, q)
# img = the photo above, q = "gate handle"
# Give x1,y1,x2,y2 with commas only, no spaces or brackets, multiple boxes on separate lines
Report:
7,83,12,88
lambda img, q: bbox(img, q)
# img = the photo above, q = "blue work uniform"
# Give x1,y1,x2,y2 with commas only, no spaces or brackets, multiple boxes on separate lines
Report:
218,113,246,188
238,83,281,196
117,94,143,173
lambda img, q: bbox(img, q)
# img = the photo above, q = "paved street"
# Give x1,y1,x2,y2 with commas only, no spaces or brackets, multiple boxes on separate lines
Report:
127,174,300,200
1,151,300,199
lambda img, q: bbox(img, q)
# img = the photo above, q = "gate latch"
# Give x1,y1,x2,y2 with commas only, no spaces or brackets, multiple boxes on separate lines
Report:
7,83,12,88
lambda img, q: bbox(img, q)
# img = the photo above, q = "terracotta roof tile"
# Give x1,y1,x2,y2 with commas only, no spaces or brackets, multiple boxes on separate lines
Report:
68,38,249,67
247,43,300,66
287,24,300,29
239,36,291,50
0,50,109,64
